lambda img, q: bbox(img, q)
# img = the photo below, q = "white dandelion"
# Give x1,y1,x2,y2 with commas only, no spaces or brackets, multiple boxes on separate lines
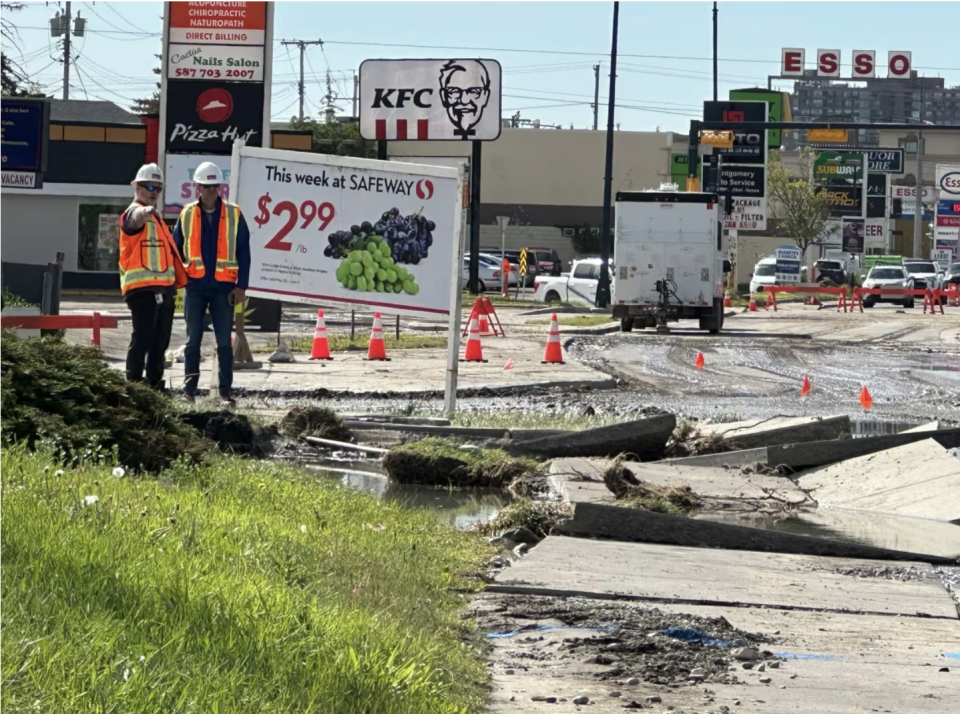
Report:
112,467,125,479
83,495,99,506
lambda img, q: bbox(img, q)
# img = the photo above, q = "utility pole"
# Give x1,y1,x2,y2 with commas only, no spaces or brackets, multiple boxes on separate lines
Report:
62,2,71,100
913,78,925,258
280,39,323,121
592,64,600,130
712,2,718,102
352,72,359,121
596,1,619,309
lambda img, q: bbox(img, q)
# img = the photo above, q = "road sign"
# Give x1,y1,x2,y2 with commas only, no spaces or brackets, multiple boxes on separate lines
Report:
519,248,528,276
775,245,802,284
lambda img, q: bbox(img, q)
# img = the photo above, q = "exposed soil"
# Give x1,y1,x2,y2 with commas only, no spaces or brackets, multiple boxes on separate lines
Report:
473,594,778,688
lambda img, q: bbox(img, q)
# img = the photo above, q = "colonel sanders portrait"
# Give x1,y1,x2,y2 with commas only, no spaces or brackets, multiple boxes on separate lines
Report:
438,60,492,139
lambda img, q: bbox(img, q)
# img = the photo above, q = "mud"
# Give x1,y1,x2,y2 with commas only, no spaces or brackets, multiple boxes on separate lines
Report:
473,594,777,687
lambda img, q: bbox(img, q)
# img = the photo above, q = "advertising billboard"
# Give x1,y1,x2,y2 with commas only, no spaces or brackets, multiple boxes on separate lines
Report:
359,59,503,142
168,1,267,45
729,89,791,149
1,98,49,189
164,80,266,153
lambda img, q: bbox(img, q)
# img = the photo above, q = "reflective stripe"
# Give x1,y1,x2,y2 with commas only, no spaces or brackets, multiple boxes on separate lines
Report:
120,214,176,293
218,203,240,271
143,221,163,273
181,200,242,281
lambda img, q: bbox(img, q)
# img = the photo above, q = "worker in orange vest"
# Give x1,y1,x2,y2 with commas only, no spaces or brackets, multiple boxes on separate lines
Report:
173,161,251,406
118,163,187,391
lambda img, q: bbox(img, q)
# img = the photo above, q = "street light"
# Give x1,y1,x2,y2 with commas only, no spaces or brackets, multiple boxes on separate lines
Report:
497,215,510,295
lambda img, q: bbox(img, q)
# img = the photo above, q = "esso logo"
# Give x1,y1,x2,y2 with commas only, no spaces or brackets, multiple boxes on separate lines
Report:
415,179,434,200
196,88,233,124
939,172,960,195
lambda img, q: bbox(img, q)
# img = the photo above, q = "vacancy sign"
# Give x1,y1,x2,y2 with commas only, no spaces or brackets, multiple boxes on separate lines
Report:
169,2,266,45
781,48,911,78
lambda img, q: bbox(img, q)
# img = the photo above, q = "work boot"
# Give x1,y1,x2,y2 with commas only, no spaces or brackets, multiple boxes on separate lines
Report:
183,392,196,405
219,390,236,408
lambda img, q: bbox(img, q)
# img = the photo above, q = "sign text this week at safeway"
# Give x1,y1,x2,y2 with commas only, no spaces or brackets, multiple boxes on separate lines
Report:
263,165,433,198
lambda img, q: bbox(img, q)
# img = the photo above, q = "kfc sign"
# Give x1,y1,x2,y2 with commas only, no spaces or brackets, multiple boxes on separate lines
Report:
359,58,503,142
781,48,912,78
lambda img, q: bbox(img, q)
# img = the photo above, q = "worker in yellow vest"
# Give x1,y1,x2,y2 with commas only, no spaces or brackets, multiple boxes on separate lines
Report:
172,161,251,406
118,163,187,390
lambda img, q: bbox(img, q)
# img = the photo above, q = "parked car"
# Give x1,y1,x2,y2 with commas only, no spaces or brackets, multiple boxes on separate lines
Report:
478,253,520,287
901,260,944,291
479,249,536,286
813,259,847,286
944,262,960,289
532,258,608,305
749,257,777,296
461,257,504,293
861,265,915,308
525,247,563,276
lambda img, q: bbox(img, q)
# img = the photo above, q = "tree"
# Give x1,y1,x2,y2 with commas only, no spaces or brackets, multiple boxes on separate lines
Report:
289,116,377,159
767,147,838,259
1,1,38,97
131,53,161,115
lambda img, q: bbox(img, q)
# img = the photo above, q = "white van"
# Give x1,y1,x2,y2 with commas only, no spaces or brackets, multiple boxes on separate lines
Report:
749,257,777,296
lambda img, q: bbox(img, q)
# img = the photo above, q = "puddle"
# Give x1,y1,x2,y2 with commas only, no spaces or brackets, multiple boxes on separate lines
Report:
698,511,960,559
296,457,512,529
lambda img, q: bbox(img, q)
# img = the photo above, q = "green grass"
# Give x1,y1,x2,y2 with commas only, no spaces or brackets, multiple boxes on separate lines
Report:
460,294,576,308
0,446,493,714
289,333,448,352
526,315,615,327
383,437,542,488
451,410,627,432
477,500,572,539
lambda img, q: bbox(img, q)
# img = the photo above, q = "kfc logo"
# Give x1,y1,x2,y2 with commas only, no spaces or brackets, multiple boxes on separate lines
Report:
438,59,493,140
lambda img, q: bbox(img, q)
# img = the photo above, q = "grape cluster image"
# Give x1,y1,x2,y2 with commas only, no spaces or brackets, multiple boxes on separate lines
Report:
324,208,435,265
333,235,420,295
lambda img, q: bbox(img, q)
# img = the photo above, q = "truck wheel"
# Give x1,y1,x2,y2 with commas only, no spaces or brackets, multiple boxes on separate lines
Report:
700,299,723,334
545,290,561,304
620,318,634,333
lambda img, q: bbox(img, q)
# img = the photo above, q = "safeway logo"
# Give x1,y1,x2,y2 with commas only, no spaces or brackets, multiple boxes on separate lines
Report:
416,179,434,200
939,171,960,195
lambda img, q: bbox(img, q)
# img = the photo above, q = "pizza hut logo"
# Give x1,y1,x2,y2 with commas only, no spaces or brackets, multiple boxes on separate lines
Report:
197,88,233,124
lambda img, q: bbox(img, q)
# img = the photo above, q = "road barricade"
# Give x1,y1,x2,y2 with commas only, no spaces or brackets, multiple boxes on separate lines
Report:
760,284,849,313
942,285,960,307
0,312,119,346
850,287,944,315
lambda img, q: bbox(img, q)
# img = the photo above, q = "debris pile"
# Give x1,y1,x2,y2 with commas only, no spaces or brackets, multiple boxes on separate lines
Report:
383,436,541,487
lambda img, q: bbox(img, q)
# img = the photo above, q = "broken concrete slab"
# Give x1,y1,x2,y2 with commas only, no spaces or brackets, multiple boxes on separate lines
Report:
700,415,851,450
769,428,960,471
798,438,960,523
663,447,768,468
490,537,958,619
504,414,676,461
548,458,809,507
557,501,958,564
903,421,942,433
473,590,960,714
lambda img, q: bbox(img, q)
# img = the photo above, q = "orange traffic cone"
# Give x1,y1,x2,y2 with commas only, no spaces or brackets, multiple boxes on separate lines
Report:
723,290,732,308
308,309,333,360
800,374,812,398
542,313,565,365
859,385,873,410
748,295,758,312
461,314,487,363
479,314,491,335
365,312,390,361
502,357,515,371
694,351,705,370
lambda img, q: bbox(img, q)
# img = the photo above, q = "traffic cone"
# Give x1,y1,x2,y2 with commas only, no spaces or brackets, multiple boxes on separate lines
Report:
308,310,333,360
694,351,705,370
542,314,565,365
748,295,758,312
723,290,732,308
365,312,390,361
461,314,487,363
502,357,515,371
859,385,873,410
479,314,491,335
800,374,812,398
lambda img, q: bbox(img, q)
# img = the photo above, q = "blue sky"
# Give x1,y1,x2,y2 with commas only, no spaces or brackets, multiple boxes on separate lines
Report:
5,1,958,132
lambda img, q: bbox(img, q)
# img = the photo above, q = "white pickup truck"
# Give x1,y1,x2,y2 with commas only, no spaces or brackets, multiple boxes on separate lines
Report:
532,258,607,305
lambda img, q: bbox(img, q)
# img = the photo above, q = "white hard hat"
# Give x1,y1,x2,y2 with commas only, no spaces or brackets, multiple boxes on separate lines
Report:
193,161,224,186
132,163,164,186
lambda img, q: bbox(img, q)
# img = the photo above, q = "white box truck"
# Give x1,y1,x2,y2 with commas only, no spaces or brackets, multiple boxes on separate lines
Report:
612,187,730,333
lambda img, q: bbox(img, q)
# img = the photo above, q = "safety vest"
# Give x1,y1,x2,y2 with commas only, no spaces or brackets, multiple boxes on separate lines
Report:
118,207,184,295
178,200,241,283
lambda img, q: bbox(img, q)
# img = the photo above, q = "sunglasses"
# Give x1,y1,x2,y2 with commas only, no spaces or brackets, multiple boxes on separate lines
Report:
138,183,163,193
198,183,221,190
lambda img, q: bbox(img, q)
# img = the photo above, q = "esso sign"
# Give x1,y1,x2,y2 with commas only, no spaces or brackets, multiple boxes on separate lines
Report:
939,172,960,195
780,48,911,78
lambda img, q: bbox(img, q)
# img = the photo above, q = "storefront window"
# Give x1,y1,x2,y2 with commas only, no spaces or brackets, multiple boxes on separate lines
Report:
77,198,130,271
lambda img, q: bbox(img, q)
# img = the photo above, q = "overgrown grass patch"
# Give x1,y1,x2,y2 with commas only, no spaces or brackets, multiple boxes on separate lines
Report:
525,315,615,327
0,446,492,714
280,405,354,442
602,455,701,516
477,499,572,539
383,437,542,488
289,333,448,352
0,331,206,472
451,410,626,432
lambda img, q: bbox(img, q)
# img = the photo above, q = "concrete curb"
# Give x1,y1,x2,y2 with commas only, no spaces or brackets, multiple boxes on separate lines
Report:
558,501,957,565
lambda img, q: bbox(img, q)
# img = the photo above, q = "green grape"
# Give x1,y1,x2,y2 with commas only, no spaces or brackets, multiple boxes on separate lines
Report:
347,275,357,290
376,268,387,281
375,280,384,292
364,265,376,281
392,282,402,293
349,262,363,277
366,241,378,252
349,251,363,264
385,269,397,283
379,243,391,258
361,252,374,268
402,280,417,295
356,275,367,292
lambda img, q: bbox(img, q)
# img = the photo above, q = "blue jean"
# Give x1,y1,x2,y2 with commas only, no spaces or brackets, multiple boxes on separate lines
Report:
184,281,234,395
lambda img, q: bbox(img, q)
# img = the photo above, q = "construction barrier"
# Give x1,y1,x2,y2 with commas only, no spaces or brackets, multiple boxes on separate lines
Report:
760,284,849,313
462,296,505,337
0,312,118,346
850,287,945,315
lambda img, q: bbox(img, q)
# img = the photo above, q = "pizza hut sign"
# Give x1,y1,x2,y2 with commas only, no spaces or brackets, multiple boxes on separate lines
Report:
165,80,264,154
780,48,912,79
